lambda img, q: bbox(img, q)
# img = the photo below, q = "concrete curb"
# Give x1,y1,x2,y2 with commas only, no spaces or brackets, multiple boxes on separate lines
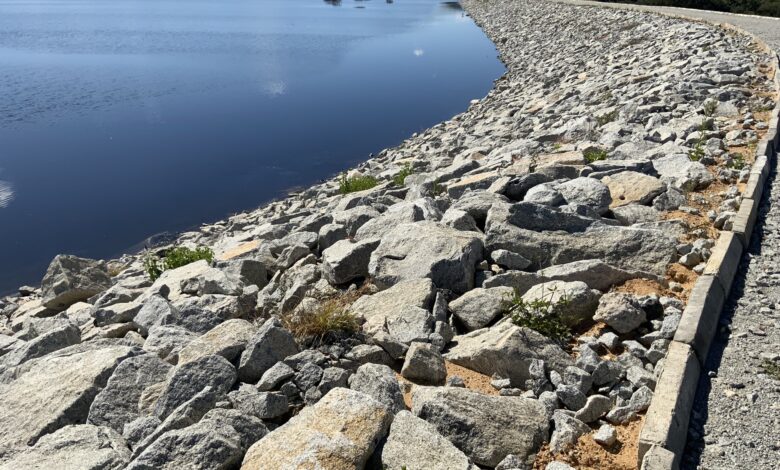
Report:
553,4,780,469
635,31,780,470
547,3,780,468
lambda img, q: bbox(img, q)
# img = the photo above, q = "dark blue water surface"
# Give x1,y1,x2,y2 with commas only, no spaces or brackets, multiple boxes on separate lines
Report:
0,0,503,294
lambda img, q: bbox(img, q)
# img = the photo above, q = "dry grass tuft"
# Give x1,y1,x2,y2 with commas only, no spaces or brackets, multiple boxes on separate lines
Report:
281,287,368,344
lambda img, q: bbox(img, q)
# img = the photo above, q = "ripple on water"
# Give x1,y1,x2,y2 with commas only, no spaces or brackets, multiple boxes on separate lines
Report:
0,180,13,208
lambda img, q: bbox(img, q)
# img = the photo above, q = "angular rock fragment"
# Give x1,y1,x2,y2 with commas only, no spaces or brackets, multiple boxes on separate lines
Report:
241,388,392,469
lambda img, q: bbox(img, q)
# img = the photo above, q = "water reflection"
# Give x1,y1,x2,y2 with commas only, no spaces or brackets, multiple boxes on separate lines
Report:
0,0,503,293
0,180,13,209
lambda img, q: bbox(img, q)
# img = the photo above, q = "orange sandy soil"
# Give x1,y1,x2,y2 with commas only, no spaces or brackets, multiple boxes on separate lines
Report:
396,361,498,410
533,417,645,470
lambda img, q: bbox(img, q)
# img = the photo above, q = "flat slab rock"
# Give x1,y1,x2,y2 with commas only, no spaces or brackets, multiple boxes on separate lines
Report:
0,345,138,459
0,424,130,470
444,321,573,386
377,410,476,470
412,386,549,467
241,388,392,470
368,221,484,294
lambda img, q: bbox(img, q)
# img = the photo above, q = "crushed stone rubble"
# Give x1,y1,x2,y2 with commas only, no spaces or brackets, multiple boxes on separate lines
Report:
0,0,776,468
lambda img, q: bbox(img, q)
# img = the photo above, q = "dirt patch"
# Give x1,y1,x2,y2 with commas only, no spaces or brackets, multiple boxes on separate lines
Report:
662,209,719,242
445,361,499,395
611,278,674,299
667,263,698,301
533,417,645,470
396,361,499,410
218,240,260,260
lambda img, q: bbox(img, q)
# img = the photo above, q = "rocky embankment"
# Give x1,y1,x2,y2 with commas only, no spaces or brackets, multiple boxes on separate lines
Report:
0,0,776,469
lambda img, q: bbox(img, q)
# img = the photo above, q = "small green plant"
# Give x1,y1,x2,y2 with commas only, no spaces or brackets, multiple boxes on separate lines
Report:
728,153,746,170
552,142,562,151
583,148,608,163
502,288,572,345
703,100,718,117
760,359,780,381
596,110,618,126
432,178,446,197
144,246,214,281
689,120,710,162
689,139,705,162
339,173,378,194
393,163,414,187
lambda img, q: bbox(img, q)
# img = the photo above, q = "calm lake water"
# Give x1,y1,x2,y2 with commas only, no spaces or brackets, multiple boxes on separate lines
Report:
0,0,503,294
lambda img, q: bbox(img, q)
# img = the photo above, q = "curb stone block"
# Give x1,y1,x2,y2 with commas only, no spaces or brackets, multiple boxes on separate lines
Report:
673,275,724,364
743,172,762,201
702,231,742,295
638,341,699,468
731,197,758,247
751,154,769,187
641,445,677,470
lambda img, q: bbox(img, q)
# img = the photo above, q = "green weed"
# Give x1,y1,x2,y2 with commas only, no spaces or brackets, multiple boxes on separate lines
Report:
144,246,214,281
503,288,572,345
583,148,608,163
339,173,378,194
393,163,414,187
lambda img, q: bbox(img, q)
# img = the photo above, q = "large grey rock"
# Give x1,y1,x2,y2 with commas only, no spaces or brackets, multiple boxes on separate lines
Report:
216,258,268,289
229,386,289,420
354,199,436,240
401,342,447,385
653,156,714,190
92,302,142,327
128,409,267,470
333,206,381,237
0,345,137,458
40,255,112,311
574,394,612,423
444,322,573,386
122,416,160,450
522,280,601,327
0,424,130,470
350,278,435,334
0,322,81,369
368,221,484,294
133,386,221,457
237,318,299,383
612,204,660,225
384,306,434,344
489,201,596,233
593,293,646,334
154,354,236,419
412,386,549,467
142,325,197,362
378,410,476,470
256,361,295,392
537,260,638,292
549,411,590,454
321,239,380,285
449,191,508,226
602,171,665,207
483,270,544,293
177,319,255,365
450,286,513,331
349,363,406,414
138,260,211,304
486,216,677,276
88,354,173,433
169,294,249,334
491,249,532,270
134,295,180,337
557,177,612,215
241,388,392,469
